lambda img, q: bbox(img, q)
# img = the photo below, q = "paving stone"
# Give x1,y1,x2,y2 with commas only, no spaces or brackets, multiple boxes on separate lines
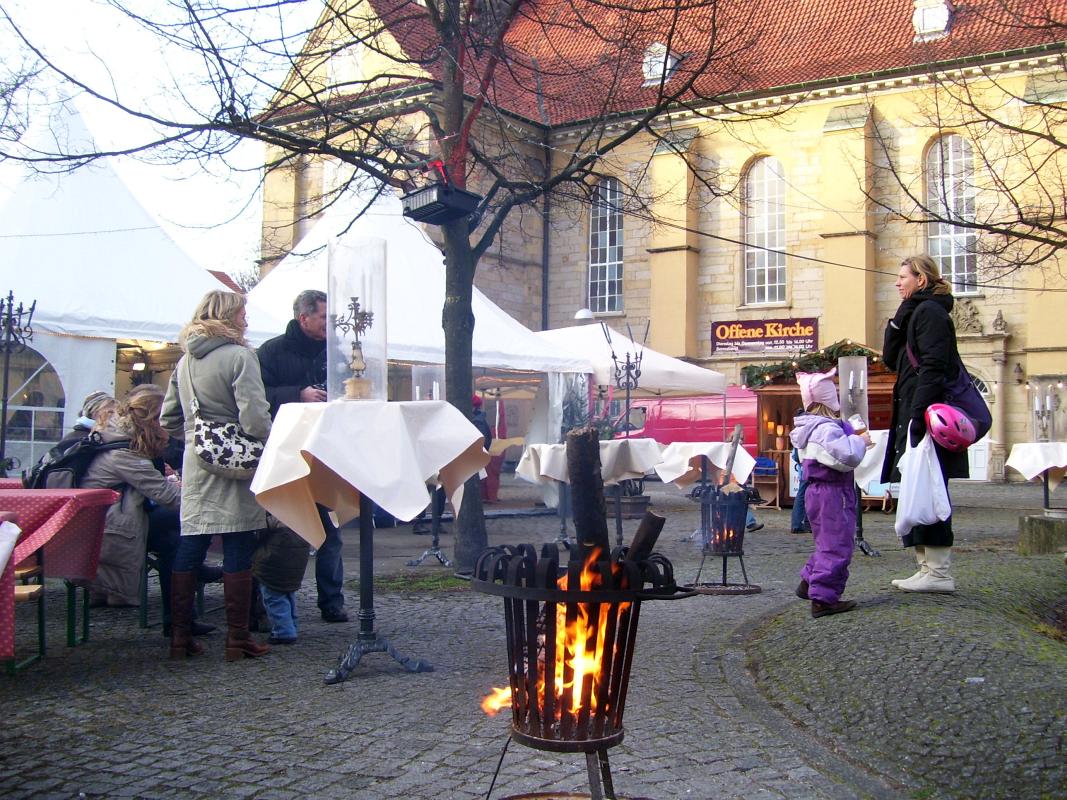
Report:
3,478,1063,799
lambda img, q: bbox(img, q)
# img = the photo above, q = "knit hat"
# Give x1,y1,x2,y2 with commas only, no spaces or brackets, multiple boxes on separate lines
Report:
796,369,840,413
80,390,114,419
471,394,483,408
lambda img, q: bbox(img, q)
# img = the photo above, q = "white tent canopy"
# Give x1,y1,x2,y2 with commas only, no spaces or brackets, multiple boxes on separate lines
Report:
248,193,595,375
535,324,726,396
0,159,285,345
0,118,287,455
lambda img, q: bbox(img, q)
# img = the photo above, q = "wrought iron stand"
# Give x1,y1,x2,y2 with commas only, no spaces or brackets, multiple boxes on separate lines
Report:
854,481,881,556
407,486,452,567
324,495,434,683
0,290,35,477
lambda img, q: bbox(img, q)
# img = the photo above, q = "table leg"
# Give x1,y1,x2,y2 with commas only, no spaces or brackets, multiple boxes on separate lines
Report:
552,481,573,549
324,495,434,684
1044,470,1051,510
613,485,624,548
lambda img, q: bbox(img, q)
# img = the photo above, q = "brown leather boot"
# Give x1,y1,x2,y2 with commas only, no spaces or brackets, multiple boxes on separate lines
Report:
169,571,205,659
223,570,271,662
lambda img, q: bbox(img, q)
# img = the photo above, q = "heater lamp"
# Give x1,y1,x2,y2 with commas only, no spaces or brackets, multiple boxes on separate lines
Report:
400,183,482,225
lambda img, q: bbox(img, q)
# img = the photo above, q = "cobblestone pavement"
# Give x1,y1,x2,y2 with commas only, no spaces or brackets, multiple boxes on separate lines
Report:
1,475,1064,799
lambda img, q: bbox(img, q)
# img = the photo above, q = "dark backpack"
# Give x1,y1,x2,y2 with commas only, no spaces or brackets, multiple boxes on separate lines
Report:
21,431,130,489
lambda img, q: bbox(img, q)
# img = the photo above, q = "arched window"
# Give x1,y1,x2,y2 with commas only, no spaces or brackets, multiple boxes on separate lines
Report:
2,345,65,471
926,134,978,294
743,157,786,305
588,177,623,313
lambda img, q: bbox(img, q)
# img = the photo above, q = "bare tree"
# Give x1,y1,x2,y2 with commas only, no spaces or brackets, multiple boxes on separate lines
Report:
866,0,1067,280
0,0,783,569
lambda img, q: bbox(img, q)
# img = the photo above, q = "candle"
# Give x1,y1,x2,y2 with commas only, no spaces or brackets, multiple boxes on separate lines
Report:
415,386,421,401
1035,394,1041,413
432,380,440,400
1047,393,1052,412
849,372,855,390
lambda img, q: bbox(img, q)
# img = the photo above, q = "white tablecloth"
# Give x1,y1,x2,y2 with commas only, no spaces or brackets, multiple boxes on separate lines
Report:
653,442,756,487
251,400,489,547
516,438,664,486
1006,442,1067,491
853,429,891,489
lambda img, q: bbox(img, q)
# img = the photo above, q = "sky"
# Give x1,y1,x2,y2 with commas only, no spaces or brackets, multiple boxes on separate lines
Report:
0,0,322,280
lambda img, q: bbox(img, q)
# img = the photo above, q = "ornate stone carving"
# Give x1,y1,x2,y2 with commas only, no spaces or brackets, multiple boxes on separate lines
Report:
992,309,1008,332
951,299,983,334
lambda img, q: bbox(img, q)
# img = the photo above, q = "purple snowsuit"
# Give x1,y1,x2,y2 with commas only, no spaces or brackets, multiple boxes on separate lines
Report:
789,414,868,604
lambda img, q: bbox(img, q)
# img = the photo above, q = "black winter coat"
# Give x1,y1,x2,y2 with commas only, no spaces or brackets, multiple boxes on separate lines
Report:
881,290,969,513
252,525,311,594
256,319,327,418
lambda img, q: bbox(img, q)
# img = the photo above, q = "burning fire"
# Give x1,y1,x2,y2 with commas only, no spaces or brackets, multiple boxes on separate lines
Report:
482,686,512,716
482,547,629,719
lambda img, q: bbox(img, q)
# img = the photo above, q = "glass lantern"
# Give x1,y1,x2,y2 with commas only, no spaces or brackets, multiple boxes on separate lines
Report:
837,355,868,425
327,237,388,401
411,365,446,401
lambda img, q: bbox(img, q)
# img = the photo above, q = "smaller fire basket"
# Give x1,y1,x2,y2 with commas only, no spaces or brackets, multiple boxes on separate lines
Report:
690,485,761,595
473,543,690,800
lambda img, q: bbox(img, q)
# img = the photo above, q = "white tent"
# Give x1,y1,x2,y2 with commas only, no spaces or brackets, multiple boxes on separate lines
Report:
535,324,726,396
0,117,288,466
0,162,285,345
248,193,594,376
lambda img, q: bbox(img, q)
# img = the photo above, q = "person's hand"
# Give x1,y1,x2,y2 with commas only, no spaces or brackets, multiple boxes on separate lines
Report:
859,431,874,449
908,416,926,447
300,386,328,403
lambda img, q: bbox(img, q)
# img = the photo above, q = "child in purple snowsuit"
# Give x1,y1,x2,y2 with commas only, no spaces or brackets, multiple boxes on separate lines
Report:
789,369,872,618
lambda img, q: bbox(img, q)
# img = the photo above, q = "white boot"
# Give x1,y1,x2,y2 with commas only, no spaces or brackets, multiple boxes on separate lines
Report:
900,546,955,593
892,546,927,589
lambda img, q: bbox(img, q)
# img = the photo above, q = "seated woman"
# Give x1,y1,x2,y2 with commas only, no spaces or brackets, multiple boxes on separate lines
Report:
80,389,182,617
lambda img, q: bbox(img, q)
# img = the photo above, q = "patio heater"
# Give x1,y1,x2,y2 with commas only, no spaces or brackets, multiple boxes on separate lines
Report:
0,291,35,477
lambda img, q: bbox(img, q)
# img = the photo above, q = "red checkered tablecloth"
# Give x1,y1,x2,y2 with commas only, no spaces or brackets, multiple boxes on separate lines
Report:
0,488,119,660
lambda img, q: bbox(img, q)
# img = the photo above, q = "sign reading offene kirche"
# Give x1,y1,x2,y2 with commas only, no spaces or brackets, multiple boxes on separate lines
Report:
711,318,818,354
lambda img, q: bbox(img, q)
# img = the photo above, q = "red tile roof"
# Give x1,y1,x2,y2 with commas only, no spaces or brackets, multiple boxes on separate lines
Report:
363,0,1065,126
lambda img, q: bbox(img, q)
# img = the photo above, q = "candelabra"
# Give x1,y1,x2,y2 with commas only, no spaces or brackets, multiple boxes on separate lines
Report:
1032,385,1058,443
333,296,374,400
0,290,36,477
602,321,647,439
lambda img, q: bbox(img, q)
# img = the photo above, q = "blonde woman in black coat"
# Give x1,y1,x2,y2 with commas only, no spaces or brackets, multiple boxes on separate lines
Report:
880,255,968,593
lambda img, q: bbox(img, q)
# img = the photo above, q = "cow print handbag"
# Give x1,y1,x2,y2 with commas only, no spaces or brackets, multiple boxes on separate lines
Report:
181,358,264,480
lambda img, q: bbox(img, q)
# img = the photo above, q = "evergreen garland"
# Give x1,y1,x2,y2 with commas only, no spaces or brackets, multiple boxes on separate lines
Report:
740,339,880,388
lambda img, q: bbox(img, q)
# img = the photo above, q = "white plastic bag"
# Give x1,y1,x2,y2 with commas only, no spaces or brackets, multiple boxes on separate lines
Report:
894,424,952,539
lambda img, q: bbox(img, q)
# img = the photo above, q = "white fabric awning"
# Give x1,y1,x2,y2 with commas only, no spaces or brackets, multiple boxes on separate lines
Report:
535,324,726,396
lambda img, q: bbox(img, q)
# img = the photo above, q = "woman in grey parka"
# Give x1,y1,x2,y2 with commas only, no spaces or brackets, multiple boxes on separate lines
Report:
161,290,272,661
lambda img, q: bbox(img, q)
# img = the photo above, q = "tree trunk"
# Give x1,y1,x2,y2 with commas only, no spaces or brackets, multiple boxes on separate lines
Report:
441,217,487,574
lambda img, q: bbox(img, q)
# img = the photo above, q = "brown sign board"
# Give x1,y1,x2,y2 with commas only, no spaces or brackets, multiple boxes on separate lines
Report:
711,318,818,354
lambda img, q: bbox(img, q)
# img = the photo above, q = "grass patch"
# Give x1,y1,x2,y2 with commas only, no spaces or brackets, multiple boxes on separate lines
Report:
346,573,470,593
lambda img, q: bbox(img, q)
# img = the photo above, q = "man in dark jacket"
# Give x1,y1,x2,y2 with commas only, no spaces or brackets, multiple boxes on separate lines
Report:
257,289,348,623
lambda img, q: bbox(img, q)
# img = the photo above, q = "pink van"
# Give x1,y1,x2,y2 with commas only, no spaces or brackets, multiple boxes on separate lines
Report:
614,386,759,457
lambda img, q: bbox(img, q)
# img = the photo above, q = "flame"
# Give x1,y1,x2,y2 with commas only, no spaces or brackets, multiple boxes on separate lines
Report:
481,546,628,720
547,547,628,715
482,686,512,716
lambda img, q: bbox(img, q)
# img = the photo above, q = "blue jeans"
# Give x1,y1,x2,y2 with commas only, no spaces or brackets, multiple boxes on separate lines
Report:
173,531,257,574
315,505,345,613
260,586,297,639
791,479,811,532
746,508,757,528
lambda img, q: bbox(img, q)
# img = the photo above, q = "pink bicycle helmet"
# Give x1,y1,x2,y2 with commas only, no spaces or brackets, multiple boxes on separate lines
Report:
925,403,977,452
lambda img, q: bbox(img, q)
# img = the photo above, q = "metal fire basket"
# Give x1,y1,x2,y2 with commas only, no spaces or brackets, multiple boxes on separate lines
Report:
690,484,761,594
473,544,691,799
